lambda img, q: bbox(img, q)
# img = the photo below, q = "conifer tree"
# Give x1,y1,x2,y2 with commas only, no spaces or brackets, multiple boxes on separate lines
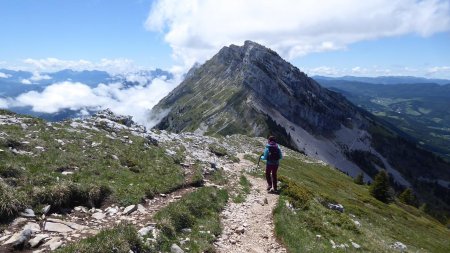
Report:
399,188,417,206
369,170,392,203
354,172,364,185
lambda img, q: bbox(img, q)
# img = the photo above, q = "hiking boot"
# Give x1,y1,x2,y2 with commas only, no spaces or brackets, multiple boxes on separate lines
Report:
267,186,272,191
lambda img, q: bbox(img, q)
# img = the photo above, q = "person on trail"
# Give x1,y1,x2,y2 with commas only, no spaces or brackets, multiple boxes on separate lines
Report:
261,136,282,193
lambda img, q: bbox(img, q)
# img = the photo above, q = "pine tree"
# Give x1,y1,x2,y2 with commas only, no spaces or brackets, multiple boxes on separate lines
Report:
354,172,364,185
399,188,417,206
369,170,392,203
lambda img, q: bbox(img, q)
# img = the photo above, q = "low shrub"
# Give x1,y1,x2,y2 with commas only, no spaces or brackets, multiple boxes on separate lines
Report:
279,176,313,209
0,164,23,178
208,144,228,156
0,181,27,222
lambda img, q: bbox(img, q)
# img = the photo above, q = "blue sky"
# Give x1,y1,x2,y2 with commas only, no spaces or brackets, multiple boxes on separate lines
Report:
1,0,450,78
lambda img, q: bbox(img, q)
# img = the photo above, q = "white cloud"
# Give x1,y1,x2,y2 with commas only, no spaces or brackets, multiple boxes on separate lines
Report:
0,72,11,78
21,58,138,74
21,79,32,85
306,66,340,76
10,76,181,128
146,0,450,67
0,98,8,108
30,71,52,82
427,66,450,75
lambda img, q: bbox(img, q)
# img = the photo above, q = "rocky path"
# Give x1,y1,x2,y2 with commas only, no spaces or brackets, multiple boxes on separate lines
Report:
215,154,287,253
0,187,195,253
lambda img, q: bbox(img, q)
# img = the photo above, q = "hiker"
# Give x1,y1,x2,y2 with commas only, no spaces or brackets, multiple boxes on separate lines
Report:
261,136,282,193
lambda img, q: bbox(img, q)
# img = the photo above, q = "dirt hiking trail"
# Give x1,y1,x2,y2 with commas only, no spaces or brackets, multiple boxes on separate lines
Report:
214,154,287,253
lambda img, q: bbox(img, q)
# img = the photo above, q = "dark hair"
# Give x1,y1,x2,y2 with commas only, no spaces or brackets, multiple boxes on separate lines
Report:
268,136,276,142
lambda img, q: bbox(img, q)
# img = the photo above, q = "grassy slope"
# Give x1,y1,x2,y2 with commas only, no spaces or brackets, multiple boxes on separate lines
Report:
273,155,450,253
0,112,185,222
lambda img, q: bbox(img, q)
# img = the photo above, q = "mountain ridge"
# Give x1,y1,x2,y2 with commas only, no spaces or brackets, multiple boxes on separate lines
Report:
153,40,450,219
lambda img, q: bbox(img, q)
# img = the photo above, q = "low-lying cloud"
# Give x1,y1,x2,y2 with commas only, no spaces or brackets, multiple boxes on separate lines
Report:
3,76,181,128
0,72,11,78
146,0,450,67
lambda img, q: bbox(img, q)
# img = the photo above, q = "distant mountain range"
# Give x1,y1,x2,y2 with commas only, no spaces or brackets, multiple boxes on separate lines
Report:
314,77,450,161
314,75,450,85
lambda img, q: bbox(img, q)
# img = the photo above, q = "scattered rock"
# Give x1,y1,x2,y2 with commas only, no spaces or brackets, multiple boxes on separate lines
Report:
181,228,192,233
23,222,40,233
137,204,146,214
351,241,361,249
92,212,106,220
44,222,74,233
391,241,407,251
123,205,137,215
11,217,28,226
20,208,35,218
138,226,155,237
42,237,63,251
13,229,32,247
170,243,185,253
327,203,344,213
29,234,49,248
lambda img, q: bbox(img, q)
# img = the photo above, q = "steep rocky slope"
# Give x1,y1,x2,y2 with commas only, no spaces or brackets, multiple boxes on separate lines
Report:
152,41,450,217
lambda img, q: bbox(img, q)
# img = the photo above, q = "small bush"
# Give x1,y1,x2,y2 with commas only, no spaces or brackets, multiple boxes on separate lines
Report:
208,144,228,156
229,155,240,163
0,181,27,222
279,176,313,209
0,164,23,178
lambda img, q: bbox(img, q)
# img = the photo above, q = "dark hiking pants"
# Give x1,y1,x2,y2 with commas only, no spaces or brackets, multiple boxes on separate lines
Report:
266,164,279,190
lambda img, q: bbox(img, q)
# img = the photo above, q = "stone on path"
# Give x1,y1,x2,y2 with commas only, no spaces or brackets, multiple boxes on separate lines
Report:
23,222,41,233
92,212,106,220
2,229,32,246
123,204,137,215
44,222,74,233
29,234,49,248
42,237,63,251
20,208,35,218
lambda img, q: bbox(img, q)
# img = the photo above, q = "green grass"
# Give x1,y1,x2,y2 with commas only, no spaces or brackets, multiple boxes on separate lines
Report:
56,223,145,253
0,114,186,222
274,155,450,253
151,187,228,252
233,174,251,203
